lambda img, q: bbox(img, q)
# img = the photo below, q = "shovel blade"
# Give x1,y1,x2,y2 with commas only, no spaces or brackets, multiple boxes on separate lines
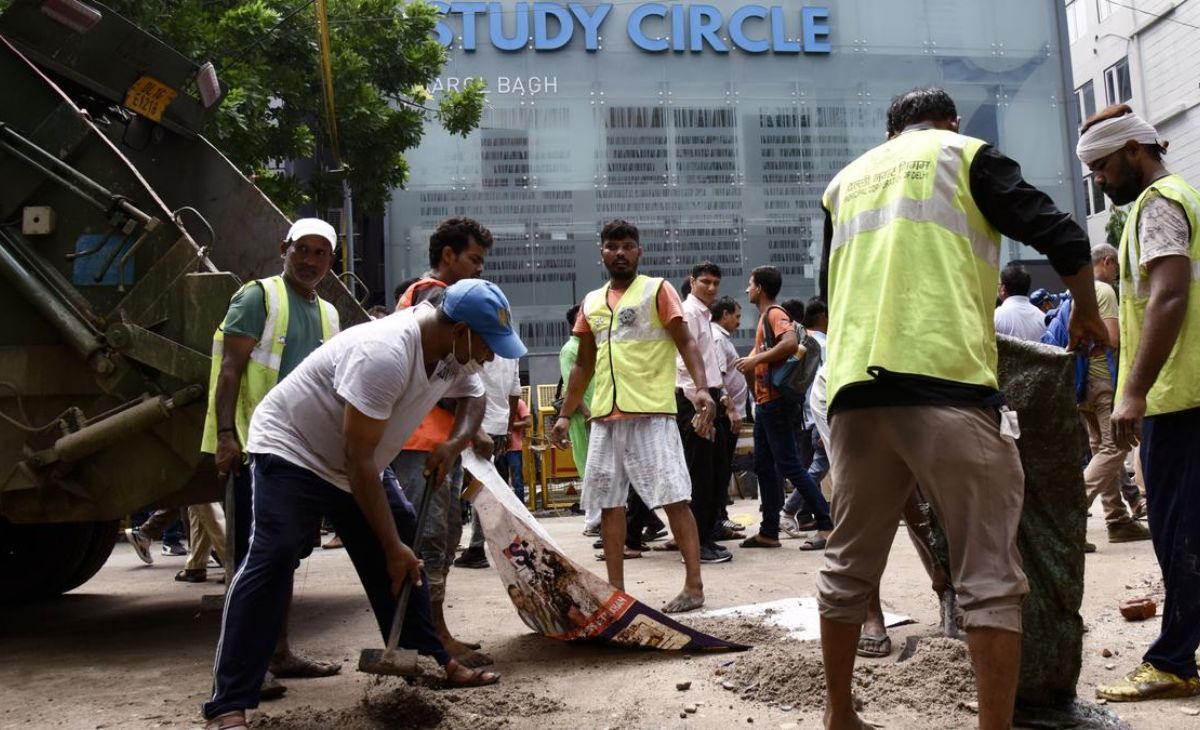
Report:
358,647,421,677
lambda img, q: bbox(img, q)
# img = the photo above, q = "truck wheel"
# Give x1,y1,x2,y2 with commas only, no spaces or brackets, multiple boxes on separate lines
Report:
0,519,118,602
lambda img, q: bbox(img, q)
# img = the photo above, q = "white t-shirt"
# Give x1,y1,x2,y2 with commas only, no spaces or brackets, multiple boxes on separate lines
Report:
246,303,484,491
993,295,1047,342
711,323,748,418
479,356,521,435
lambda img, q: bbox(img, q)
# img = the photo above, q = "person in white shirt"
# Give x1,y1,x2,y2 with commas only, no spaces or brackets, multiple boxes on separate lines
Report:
203,280,524,728
993,263,1048,341
677,263,734,564
710,296,748,539
456,355,523,569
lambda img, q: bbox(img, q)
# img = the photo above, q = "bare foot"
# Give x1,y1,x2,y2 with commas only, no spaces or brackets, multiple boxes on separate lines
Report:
443,659,500,687
824,709,878,729
269,650,342,678
662,589,704,614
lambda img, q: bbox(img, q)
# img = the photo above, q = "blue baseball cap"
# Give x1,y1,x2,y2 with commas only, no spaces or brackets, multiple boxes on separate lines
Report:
441,280,527,359
1030,288,1056,307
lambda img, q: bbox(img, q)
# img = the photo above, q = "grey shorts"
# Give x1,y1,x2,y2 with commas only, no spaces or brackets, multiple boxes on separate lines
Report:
581,416,692,512
392,450,463,602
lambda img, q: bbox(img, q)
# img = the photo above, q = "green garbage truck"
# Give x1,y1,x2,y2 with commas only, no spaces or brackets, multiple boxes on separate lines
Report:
0,0,366,600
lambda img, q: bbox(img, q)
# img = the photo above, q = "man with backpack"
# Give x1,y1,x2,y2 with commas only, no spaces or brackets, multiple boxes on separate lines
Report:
734,266,832,551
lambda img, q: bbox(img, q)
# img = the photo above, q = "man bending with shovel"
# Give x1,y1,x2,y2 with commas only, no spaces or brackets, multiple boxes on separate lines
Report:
203,280,520,730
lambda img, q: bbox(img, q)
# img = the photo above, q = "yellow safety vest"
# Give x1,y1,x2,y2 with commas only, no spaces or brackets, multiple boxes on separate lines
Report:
200,275,339,453
583,274,677,418
1118,173,1200,416
822,128,1002,405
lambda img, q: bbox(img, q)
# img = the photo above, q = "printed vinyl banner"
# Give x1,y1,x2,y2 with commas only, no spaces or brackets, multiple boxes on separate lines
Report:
461,450,748,652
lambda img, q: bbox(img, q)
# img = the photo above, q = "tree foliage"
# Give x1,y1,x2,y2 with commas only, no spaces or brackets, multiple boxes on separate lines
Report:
98,0,485,213
1105,206,1128,248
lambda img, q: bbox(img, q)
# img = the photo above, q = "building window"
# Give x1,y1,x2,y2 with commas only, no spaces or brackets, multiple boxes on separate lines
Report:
1104,57,1132,104
1097,0,1115,21
1084,173,1107,216
1075,80,1096,124
1066,0,1088,43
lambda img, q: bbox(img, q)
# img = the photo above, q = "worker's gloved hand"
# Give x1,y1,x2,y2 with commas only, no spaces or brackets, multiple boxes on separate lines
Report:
215,432,242,481
386,543,424,597
550,417,571,450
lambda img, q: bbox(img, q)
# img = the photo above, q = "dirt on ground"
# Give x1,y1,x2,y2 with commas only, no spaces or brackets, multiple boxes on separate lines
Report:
254,685,565,730
3,501,1199,729
725,635,976,719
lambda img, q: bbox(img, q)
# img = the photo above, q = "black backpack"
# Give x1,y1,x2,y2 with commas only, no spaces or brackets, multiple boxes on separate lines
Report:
762,305,822,404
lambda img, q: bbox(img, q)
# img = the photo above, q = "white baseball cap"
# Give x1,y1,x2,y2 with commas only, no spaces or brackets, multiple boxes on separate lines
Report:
285,218,338,250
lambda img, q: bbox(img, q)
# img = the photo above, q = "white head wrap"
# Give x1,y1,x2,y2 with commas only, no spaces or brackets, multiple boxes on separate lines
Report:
1076,113,1161,165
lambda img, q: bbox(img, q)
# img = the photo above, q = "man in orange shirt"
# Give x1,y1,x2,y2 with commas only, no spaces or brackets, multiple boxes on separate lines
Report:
735,266,832,550
393,217,493,667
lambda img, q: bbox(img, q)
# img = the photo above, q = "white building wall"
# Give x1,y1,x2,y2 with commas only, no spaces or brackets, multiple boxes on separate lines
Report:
1068,0,1200,246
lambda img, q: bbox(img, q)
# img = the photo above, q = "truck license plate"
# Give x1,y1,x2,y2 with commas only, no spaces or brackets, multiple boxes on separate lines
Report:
123,76,178,122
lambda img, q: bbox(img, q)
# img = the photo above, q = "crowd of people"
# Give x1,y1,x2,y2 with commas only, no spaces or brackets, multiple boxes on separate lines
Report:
145,86,1198,730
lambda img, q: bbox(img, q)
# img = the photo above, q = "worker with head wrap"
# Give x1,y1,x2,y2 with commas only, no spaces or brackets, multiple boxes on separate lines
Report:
1078,105,1200,704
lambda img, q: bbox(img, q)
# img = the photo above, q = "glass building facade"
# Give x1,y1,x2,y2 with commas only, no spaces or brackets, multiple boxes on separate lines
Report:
387,0,1083,353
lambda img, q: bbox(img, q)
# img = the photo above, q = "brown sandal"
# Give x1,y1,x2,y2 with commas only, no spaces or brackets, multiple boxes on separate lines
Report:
205,711,247,730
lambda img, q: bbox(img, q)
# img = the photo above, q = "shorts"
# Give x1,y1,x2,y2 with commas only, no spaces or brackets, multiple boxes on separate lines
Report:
581,416,692,512
816,406,1029,633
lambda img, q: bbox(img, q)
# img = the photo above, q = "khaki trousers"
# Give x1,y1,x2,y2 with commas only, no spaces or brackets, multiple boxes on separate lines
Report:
186,503,227,572
1079,377,1132,524
817,406,1029,633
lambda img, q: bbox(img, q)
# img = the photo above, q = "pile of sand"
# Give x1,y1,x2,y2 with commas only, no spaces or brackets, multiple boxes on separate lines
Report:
720,636,978,724
689,615,790,647
254,684,565,730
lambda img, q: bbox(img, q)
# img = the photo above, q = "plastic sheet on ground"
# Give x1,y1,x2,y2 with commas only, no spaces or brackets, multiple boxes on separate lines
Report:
697,597,913,642
461,450,748,652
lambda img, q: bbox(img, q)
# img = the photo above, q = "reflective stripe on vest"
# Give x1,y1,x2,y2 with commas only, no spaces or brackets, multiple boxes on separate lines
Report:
828,139,1000,270
1118,174,1200,416
822,129,1002,406
584,275,677,418
200,276,340,453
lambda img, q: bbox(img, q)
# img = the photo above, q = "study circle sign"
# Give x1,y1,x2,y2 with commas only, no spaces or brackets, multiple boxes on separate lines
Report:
430,2,833,54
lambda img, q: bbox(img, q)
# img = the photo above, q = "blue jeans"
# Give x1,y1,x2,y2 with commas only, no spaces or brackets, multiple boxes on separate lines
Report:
754,399,832,538
496,449,526,503
1141,406,1200,679
204,454,448,719
784,427,830,516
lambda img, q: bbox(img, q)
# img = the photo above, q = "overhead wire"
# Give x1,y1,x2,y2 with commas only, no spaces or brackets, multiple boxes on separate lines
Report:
1100,0,1200,31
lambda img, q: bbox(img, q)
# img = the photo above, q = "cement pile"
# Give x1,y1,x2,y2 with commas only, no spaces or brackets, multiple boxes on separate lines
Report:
720,636,978,725
255,684,565,730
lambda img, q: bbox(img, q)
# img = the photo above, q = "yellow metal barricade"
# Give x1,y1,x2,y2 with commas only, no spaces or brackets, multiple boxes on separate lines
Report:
531,383,582,510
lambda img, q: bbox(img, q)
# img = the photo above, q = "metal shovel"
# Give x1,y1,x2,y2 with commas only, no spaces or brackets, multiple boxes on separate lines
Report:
358,471,439,676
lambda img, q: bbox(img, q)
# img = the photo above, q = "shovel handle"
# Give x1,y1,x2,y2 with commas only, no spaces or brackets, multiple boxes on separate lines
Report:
383,471,441,654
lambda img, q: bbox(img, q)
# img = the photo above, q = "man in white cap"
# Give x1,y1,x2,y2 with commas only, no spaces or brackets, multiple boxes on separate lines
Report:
202,279,520,729
196,218,343,695
1078,105,1200,703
